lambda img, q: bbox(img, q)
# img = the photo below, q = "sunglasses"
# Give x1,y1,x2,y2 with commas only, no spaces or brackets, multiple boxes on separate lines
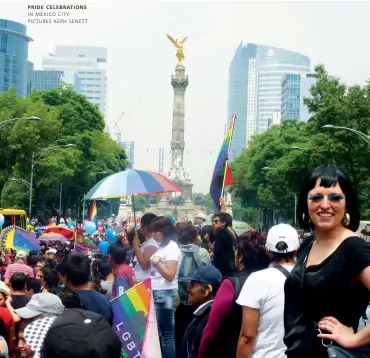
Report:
212,220,221,224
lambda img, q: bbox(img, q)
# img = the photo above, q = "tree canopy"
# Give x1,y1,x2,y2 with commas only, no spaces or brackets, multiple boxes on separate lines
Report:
0,86,127,223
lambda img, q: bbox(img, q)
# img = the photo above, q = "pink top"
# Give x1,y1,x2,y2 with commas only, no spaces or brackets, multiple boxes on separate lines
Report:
4,262,34,278
198,278,235,358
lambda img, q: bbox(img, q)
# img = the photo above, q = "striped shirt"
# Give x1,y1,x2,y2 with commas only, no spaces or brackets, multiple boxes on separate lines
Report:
4,262,34,278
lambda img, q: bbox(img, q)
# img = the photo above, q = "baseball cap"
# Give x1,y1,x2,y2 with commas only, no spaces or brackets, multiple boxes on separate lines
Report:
184,266,222,293
47,248,57,254
16,250,27,259
24,316,57,358
15,293,65,319
266,224,299,253
0,281,10,297
41,309,122,358
195,213,206,220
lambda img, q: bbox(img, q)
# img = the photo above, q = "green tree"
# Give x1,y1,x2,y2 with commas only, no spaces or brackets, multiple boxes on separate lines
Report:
0,86,127,223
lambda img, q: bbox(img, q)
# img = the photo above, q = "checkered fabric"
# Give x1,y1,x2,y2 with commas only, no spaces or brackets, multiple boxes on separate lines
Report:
24,316,57,357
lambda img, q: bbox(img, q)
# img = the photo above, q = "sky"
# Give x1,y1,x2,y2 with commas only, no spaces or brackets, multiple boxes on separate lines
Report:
1,1,370,193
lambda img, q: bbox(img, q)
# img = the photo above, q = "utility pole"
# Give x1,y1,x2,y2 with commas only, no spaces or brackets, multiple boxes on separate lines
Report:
59,178,63,219
294,193,297,227
158,148,164,174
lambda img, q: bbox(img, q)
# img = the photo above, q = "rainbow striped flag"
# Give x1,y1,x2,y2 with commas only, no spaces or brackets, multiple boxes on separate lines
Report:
89,200,98,226
47,217,57,227
111,278,161,358
1,226,40,253
210,113,236,210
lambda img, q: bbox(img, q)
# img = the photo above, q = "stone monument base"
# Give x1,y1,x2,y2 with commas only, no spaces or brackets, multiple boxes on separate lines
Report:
144,196,205,222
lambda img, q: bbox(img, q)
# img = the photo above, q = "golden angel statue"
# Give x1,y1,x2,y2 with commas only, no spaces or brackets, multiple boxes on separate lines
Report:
167,34,188,64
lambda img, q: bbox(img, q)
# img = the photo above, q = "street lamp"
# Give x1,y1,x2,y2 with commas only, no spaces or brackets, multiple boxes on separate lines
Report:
290,146,310,150
0,116,40,129
322,125,370,146
29,144,75,219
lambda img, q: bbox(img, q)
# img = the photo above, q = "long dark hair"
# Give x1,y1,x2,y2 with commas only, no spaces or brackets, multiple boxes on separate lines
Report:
152,217,175,247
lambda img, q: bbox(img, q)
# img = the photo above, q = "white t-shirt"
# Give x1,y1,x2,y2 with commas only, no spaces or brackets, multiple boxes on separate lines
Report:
150,240,181,291
236,265,293,358
133,238,160,282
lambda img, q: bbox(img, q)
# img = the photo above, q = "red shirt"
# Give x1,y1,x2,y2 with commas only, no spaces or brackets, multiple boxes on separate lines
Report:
112,264,136,299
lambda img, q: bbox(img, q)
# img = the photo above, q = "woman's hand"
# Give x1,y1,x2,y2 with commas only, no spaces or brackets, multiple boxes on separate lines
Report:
133,236,140,249
151,256,161,266
317,316,359,349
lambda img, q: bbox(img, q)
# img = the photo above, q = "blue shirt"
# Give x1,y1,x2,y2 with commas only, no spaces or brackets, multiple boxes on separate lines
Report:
75,290,113,326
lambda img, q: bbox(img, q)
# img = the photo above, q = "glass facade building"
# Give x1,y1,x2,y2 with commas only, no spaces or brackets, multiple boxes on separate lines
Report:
299,74,317,122
0,19,33,97
281,74,301,121
281,73,317,122
42,46,107,116
227,43,257,161
227,43,310,160
32,70,64,91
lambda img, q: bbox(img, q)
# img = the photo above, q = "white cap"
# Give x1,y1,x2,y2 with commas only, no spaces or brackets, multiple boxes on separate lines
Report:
266,224,299,253
195,213,206,220
47,248,57,254
16,250,27,259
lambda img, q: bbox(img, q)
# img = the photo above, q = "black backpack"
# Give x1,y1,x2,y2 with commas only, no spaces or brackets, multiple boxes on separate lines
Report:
178,246,204,301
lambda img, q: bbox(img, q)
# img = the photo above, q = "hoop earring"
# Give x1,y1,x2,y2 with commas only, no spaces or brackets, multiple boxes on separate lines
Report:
303,213,311,225
342,213,350,227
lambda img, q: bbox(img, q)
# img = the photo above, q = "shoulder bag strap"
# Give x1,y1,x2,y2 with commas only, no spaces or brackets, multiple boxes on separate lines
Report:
274,265,291,278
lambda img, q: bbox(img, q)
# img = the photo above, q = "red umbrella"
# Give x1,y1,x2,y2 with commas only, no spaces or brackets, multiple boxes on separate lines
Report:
45,227,74,240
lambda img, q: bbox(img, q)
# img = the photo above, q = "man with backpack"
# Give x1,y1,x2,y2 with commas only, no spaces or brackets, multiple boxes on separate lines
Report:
174,222,210,356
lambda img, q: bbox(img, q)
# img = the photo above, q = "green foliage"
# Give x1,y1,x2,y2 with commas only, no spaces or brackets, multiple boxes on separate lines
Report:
193,193,216,215
232,64,370,228
0,86,127,223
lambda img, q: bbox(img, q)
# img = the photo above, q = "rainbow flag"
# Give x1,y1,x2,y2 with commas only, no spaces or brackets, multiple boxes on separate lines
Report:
111,278,161,358
89,200,98,226
47,217,57,227
210,113,236,210
1,226,40,253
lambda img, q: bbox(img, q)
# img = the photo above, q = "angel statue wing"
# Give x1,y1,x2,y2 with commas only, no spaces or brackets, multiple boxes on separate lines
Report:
167,34,180,48
179,36,188,46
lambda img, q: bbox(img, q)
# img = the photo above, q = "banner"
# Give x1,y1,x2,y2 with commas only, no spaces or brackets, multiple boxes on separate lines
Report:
0,226,40,253
210,113,236,210
89,200,98,226
111,279,161,358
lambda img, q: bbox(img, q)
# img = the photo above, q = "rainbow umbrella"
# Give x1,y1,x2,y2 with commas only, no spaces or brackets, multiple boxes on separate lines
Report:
83,169,182,199
1,227,40,253
45,227,73,240
39,232,67,242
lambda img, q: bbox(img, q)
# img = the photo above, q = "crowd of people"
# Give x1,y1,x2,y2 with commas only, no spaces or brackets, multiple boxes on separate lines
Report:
0,164,368,357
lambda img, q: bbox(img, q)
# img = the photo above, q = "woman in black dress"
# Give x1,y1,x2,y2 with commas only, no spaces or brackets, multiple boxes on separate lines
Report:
284,164,370,358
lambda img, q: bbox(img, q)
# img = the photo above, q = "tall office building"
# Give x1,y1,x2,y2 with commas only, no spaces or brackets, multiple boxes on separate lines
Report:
32,70,64,91
42,46,107,116
0,19,33,97
227,42,310,160
281,73,317,122
120,141,135,169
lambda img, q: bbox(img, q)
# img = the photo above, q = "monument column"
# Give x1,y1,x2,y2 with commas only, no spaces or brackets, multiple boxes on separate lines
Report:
170,65,188,170
167,35,193,201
